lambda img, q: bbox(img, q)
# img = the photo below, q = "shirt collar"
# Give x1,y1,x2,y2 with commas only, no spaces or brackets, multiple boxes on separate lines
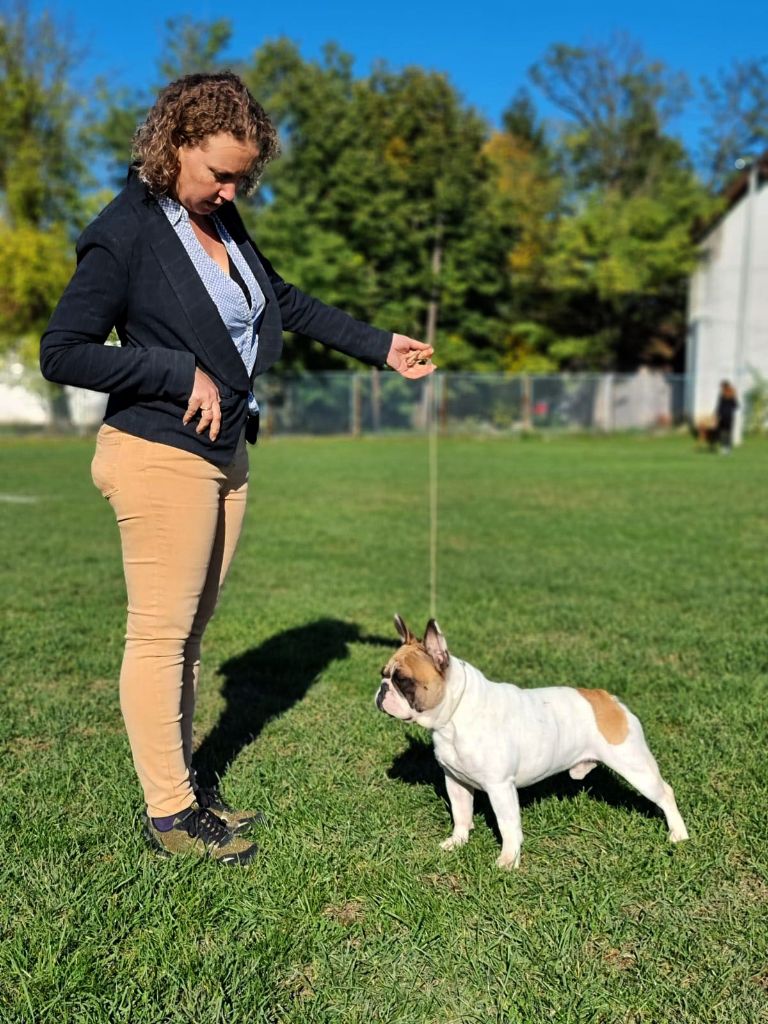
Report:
157,194,187,227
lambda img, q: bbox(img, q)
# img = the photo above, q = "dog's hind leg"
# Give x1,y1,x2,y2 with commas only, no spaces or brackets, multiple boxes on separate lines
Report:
657,780,688,843
603,742,689,843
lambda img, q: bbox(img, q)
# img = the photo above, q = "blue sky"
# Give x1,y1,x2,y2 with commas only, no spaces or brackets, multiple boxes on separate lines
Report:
40,0,767,156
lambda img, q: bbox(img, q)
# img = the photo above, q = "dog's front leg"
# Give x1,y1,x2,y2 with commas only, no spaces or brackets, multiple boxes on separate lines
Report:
486,782,523,869
440,771,475,851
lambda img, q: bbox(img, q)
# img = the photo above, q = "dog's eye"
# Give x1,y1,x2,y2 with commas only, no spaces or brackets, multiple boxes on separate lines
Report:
392,672,422,710
393,671,414,693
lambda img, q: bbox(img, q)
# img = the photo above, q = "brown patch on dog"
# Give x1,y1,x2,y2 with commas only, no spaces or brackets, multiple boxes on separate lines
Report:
577,688,629,744
383,645,447,712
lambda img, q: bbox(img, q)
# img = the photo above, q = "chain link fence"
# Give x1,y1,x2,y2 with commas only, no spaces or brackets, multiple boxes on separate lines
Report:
1,365,688,436
255,370,688,436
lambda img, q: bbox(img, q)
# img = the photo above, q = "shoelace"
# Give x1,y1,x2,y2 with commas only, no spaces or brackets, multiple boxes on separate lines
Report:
183,807,230,847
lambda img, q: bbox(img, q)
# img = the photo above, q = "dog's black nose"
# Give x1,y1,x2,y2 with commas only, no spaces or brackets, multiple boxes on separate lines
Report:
376,682,389,711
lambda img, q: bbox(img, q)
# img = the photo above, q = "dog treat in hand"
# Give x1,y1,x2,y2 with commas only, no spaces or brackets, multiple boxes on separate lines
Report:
406,352,430,367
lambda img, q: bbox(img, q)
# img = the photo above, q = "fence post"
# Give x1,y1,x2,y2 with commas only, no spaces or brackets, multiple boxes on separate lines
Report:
522,374,532,430
606,373,615,432
371,368,381,433
350,374,361,437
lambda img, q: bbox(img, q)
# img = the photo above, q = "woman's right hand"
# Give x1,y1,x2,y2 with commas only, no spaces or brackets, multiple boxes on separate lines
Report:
183,368,221,441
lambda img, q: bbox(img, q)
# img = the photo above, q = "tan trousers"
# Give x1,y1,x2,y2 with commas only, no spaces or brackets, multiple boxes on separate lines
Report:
91,425,248,817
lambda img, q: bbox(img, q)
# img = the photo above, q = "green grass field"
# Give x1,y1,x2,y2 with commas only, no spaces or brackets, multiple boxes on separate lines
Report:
1,432,766,1024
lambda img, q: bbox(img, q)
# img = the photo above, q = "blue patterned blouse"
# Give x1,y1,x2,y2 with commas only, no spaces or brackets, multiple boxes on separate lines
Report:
159,195,265,413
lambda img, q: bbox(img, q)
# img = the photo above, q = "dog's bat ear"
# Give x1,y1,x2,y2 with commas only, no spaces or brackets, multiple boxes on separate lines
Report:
394,614,414,643
424,619,450,672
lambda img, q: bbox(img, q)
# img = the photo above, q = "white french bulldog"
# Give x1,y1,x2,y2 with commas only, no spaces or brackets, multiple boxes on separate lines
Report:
375,615,689,869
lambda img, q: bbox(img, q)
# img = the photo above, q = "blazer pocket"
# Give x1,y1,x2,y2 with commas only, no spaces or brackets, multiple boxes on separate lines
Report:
91,424,123,499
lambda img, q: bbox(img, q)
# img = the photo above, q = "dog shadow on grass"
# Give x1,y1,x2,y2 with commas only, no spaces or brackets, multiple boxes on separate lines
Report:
388,734,661,844
193,617,390,788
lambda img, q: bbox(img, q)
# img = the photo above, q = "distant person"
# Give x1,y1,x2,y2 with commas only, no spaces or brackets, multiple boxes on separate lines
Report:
40,72,435,865
714,380,739,453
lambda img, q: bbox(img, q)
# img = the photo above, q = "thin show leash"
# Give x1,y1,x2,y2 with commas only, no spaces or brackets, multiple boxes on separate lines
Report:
427,373,438,621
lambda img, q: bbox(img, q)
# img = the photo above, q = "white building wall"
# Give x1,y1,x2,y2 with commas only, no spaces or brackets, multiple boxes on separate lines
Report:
0,361,108,429
0,381,50,425
687,173,768,432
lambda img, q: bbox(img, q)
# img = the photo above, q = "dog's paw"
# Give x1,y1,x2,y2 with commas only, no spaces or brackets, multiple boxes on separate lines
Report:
495,849,521,870
440,834,469,852
669,826,689,843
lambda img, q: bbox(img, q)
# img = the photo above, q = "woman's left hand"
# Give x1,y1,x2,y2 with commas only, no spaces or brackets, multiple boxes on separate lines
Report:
386,334,436,379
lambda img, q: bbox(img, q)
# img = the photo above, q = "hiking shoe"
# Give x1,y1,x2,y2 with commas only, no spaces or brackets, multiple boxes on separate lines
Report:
144,804,258,865
194,785,265,834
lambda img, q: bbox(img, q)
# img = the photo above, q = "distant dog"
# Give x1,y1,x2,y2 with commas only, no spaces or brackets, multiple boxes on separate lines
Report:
375,616,689,869
688,415,718,450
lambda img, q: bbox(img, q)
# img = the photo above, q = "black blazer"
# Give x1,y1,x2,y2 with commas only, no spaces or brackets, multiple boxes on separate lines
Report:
40,169,392,465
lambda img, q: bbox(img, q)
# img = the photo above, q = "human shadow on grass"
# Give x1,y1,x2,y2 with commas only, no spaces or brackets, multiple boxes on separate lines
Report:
388,734,661,845
193,618,391,788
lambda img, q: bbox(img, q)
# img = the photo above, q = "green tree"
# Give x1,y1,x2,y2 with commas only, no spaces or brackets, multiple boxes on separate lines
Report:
522,35,714,370
0,2,87,227
502,88,549,153
243,41,515,370
0,219,73,361
242,38,368,356
542,174,713,368
0,3,85,362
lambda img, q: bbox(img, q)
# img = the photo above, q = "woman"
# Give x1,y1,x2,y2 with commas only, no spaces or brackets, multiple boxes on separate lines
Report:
714,380,739,453
40,72,434,865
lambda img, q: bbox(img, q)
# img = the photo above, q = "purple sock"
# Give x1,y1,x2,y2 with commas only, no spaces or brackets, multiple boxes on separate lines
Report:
152,813,178,832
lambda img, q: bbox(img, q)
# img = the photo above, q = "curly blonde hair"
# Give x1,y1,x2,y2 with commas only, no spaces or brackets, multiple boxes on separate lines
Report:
132,71,280,197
